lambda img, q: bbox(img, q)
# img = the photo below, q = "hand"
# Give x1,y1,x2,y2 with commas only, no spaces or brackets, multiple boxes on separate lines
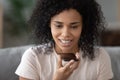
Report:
53,52,80,80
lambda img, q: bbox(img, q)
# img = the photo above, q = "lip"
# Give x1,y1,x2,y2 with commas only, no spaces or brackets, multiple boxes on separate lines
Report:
58,39,73,47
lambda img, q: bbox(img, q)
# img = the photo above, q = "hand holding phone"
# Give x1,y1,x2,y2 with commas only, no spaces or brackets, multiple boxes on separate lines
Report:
57,52,80,67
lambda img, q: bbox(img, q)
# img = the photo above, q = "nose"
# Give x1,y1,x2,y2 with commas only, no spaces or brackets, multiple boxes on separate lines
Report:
61,27,70,38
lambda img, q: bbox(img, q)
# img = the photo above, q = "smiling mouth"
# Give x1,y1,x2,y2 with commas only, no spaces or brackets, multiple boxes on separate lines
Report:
59,39,72,46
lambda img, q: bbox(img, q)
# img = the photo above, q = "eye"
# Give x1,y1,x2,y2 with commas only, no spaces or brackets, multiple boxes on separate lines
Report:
54,24,63,28
71,25,78,29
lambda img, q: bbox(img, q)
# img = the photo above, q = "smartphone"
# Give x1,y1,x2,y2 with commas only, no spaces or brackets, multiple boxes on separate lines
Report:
57,53,79,61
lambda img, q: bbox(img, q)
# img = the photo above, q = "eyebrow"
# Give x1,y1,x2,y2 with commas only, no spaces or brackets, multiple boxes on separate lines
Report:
53,21,63,24
53,21,81,25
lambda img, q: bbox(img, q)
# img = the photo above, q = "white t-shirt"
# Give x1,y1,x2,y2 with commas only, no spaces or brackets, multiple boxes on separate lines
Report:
15,44,113,80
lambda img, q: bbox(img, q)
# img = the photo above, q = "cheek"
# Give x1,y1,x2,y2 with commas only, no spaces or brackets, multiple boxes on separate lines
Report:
75,33,81,39
50,25,55,36
74,29,82,40
51,28,58,38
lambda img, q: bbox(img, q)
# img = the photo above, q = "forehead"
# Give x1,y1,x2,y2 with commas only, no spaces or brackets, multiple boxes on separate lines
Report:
51,9,82,22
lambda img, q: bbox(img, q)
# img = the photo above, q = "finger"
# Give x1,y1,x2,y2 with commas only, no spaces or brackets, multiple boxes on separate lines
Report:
57,55,63,68
66,61,79,75
68,67,74,74
63,60,74,71
70,61,80,70
75,52,80,60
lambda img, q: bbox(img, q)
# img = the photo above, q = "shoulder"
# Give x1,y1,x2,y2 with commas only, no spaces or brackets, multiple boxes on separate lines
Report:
94,47,110,60
22,43,54,59
31,43,54,54
93,47,112,65
94,48,113,79
94,47,112,71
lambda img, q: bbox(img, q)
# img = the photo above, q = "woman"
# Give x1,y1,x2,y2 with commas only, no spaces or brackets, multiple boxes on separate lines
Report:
15,0,113,80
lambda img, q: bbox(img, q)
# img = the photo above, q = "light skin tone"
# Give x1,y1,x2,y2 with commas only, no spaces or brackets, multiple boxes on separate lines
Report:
19,9,82,80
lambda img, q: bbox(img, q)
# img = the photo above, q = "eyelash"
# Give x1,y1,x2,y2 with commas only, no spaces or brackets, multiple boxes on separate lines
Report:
71,26,78,29
54,24,79,29
55,24,63,28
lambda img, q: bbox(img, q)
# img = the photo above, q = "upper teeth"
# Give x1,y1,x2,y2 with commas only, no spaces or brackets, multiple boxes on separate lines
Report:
61,40,71,44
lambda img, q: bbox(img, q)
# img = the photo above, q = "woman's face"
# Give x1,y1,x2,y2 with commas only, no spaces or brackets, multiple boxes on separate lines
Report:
50,9,82,53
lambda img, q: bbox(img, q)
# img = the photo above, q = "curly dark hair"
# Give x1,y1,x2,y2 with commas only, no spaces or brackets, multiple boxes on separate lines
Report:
29,0,105,60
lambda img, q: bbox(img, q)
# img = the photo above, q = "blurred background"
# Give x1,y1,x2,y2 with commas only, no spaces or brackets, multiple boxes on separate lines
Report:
0,0,120,48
